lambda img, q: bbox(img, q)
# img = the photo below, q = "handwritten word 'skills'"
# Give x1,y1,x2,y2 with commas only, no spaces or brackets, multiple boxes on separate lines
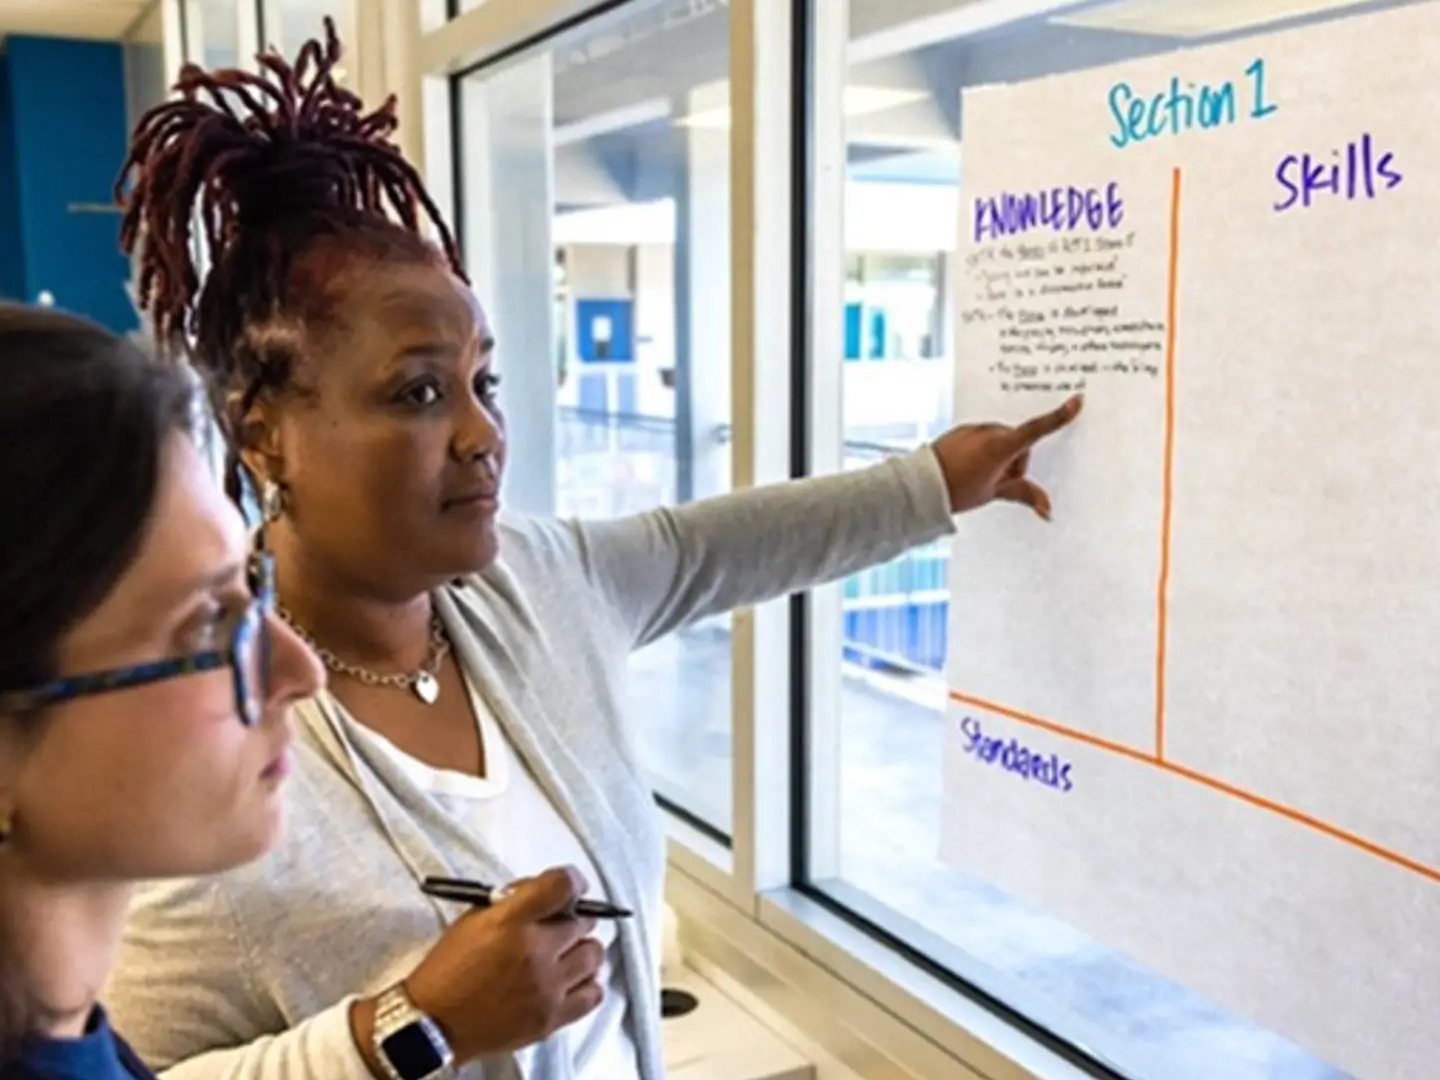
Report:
959,716,1074,793
1108,58,1277,150
1274,132,1402,213
974,182,1124,244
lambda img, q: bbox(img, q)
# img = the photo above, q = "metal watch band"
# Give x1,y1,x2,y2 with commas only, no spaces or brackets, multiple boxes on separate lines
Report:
370,985,455,1080
373,985,413,1032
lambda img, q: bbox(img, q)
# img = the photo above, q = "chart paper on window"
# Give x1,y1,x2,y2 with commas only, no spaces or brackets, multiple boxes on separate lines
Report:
940,6,1440,1079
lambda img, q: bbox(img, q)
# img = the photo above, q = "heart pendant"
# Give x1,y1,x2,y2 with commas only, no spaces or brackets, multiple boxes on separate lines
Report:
413,671,440,705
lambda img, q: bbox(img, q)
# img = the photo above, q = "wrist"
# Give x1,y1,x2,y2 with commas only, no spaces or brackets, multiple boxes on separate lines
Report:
399,981,465,1063
357,984,457,1080
921,442,963,514
348,997,387,1080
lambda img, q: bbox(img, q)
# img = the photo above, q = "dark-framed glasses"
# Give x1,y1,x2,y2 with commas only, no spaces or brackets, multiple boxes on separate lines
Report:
0,553,275,726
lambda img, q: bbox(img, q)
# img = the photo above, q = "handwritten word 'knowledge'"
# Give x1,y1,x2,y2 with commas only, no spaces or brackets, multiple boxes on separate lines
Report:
973,182,1123,244
1108,58,1277,149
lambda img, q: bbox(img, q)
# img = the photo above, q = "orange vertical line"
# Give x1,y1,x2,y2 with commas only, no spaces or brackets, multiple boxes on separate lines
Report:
1156,167,1181,762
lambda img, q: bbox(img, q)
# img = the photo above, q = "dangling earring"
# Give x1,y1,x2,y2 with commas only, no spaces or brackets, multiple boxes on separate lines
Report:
260,480,288,525
256,479,289,556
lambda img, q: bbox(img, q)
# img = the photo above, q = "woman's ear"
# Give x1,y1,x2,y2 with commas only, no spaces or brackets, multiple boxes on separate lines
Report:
227,390,286,486
0,722,33,842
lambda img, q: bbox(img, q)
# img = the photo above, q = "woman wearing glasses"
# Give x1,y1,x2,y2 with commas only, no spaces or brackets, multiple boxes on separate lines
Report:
0,303,324,1080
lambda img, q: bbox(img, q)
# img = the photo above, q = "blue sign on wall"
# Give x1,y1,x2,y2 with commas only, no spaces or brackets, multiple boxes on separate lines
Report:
576,298,635,364
844,302,888,361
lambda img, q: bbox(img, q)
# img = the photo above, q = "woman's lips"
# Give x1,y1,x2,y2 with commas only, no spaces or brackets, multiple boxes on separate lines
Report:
442,490,499,513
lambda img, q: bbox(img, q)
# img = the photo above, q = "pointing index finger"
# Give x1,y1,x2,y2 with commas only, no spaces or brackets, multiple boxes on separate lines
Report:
1014,393,1084,448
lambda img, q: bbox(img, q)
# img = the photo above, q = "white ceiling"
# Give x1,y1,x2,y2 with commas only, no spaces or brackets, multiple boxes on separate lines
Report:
1053,0,1368,37
0,0,151,43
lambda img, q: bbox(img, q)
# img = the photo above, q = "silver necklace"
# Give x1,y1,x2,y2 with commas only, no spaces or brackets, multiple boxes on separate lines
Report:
277,605,450,705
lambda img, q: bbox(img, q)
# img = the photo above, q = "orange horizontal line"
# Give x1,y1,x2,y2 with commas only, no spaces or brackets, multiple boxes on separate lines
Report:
948,689,1440,886
1157,759,1440,885
949,691,1158,766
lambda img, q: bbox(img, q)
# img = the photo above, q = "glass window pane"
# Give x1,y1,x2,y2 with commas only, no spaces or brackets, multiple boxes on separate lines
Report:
123,1,169,138
458,0,733,836
814,2,1414,1077
263,0,350,53
189,0,239,68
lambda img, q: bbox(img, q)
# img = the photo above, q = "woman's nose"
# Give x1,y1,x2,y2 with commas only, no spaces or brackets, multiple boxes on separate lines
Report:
453,392,503,463
266,614,326,705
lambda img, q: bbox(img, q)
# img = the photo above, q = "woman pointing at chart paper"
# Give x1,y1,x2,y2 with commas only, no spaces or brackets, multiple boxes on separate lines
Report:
104,22,1081,1080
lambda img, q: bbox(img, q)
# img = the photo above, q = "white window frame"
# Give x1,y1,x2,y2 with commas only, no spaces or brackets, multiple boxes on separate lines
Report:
411,2,1099,1078
157,0,186,74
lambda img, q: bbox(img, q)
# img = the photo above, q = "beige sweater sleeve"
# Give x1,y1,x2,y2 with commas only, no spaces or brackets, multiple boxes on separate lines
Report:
561,447,957,650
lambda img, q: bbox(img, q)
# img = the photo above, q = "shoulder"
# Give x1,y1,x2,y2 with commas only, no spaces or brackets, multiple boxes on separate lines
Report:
113,1031,157,1080
123,871,236,941
494,511,589,575
0,1009,150,1080
456,512,607,614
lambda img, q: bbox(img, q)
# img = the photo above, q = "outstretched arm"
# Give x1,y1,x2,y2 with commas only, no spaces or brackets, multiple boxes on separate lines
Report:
568,396,1082,650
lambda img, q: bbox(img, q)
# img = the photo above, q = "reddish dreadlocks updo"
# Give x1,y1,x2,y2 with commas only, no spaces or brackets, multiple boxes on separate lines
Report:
116,17,464,499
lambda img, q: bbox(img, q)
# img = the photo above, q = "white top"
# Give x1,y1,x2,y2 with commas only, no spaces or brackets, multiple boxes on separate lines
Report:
353,676,641,1080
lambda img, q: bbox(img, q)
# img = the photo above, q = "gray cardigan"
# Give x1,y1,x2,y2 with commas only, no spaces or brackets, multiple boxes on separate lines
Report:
103,449,957,1080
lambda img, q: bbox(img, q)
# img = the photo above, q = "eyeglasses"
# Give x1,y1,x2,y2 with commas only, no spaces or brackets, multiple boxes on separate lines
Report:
0,554,275,726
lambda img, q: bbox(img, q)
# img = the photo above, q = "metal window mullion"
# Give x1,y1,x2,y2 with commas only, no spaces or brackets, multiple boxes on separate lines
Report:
730,0,799,901
797,0,849,886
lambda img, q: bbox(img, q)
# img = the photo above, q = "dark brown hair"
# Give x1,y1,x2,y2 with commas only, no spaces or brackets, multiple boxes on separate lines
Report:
0,303,193,1062
116,18,464,502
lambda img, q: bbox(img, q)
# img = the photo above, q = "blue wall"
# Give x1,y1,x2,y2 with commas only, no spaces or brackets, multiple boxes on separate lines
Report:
0,56,22,302
0,37,135,332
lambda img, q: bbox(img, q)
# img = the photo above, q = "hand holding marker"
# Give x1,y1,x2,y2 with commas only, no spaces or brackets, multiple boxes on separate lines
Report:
421,876,633,920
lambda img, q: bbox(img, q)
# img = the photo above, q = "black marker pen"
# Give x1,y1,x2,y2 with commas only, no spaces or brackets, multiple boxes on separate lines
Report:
420,876,633,920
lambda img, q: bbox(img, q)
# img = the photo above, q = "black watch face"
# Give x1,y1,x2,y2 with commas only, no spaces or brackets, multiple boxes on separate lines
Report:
381,1023,445,1080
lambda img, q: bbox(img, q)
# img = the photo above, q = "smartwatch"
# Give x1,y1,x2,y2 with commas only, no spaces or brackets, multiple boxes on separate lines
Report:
370,985,456,1080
